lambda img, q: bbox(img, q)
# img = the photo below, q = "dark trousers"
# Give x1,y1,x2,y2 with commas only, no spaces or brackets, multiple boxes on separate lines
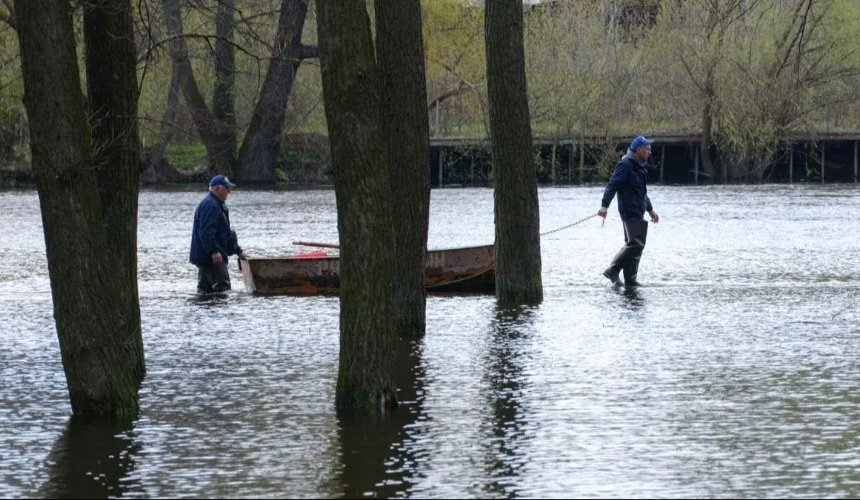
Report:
606,218,648,284
197,263,231,294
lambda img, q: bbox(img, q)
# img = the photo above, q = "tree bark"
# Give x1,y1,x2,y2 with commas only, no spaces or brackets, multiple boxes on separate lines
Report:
317,0,398,415
700,83,717,182
375,0,430,339
0,0,14,29
485,0,543,306
83,0,146,401
236,0,309,183
163,0,235,174
212,0,237,165
16,0,145,417
151,69,181,169
142,68,187,184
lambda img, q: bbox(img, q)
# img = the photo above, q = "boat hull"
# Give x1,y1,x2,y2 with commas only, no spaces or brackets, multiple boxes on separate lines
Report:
240,244,495,296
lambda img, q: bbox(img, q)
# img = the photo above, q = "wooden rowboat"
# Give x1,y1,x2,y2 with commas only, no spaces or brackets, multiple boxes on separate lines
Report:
239,244,495,295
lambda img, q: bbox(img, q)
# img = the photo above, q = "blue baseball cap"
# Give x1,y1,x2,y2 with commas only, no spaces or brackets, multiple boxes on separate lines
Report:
209,174,236,190
629,135,654,152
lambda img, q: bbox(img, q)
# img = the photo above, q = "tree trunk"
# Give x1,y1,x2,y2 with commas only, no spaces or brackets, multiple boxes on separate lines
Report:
163,0,235,174
0,0,15,30
317,0,398,415
375,0,430,339
485,0,543,306
700,89,717,182
212,0,237,164
336,337,425,497
150,69,181,169
83,0,146,399
236,0,309,183
142,68,187,184
16,0,145,417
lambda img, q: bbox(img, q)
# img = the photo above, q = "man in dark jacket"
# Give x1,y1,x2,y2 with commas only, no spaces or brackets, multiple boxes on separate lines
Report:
190,174,245,294
597,135,660,287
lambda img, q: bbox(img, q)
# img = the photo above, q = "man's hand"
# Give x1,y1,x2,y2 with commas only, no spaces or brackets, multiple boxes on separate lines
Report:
597,207,608,219
211,251,224,265
648,209,660,223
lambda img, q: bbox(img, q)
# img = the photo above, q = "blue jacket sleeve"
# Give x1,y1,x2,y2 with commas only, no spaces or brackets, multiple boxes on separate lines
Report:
601,161,630,208
198,202,220,255
645,195,653,212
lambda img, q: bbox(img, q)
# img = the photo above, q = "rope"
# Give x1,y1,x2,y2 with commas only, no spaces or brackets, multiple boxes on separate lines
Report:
434,212,600,289
426,262,495,290
426,212,601,290
540,213,600,236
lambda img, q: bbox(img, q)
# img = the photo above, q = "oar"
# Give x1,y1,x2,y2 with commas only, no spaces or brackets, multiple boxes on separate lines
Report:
292,240,341,249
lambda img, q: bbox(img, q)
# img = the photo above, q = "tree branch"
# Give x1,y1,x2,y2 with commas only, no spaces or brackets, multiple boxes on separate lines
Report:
142,33,262,64
427,81,484,111
299,44,319,59
0,0,15,30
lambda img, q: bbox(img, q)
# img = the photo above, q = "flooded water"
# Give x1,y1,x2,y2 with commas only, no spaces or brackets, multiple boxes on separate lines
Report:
1,184,858,498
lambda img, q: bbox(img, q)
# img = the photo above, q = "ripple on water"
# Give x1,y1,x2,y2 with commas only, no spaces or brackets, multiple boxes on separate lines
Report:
1,185,858,498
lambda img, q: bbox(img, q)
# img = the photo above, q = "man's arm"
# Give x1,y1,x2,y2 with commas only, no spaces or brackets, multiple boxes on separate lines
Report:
598,161,629,217
228,230,245,257
645,195,659,222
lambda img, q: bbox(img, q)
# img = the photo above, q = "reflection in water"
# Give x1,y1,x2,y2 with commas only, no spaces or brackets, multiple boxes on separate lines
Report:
38,416,139,498
2,186,860,497
480,306,535,498
334,338,427,498
617,285,643,306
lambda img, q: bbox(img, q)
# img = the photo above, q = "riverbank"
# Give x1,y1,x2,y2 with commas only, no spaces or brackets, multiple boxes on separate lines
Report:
4,132,859,188
0,133,334,188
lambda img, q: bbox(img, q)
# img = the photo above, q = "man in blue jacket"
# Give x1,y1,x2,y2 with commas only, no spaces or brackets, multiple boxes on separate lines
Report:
597,135,660,287
190,174,245,294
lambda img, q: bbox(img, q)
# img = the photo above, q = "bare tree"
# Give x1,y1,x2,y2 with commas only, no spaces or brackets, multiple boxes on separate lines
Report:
236,0,311,182
159,0,316,182
162,0,236,173
718,0,859,180
668,0,762,182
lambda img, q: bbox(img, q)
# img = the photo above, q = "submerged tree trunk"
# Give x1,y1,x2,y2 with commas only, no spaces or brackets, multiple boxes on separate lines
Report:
317,0,398,415
375,0,430,339
485,0,543,306
236,0,309,183
83,0,146,400
336,336,426,497
16,0,145,417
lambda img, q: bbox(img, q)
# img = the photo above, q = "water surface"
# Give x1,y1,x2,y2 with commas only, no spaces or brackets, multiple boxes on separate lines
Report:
1,184,858,498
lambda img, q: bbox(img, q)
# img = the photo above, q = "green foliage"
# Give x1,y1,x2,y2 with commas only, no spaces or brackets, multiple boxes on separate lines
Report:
422,0,486,137
274,166,286,182
165,143,208,170
0,23,24,127
2,0,860,177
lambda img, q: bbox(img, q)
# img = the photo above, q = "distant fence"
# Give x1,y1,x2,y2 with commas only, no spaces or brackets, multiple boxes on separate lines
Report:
429,133,860,187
